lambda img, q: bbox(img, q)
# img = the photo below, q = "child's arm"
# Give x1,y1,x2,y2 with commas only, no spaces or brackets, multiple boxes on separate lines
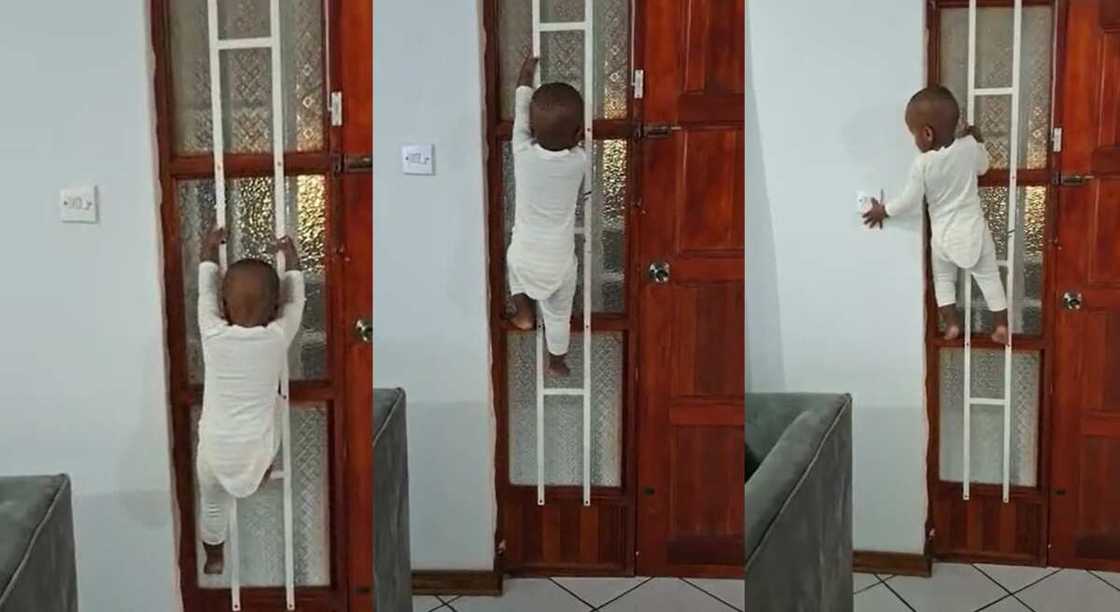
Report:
198,227,227,334
863,158,925,228
962,125,991,176
271,236,306,345
513,56,538,148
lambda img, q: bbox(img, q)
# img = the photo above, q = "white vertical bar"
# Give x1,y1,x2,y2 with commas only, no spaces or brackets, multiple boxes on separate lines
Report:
962,0,977,502
207,2,239,608
268,0,295,605
581,0,594,508
1002,0,1023,504
532,0,546,508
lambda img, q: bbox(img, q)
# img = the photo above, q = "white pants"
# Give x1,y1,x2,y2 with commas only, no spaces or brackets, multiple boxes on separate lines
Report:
509,260,577,356
197,425,281,546
932,231,1008,312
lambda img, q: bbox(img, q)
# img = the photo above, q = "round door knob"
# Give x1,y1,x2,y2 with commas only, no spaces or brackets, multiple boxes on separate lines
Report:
1062,291,1083,311
354,318,373,343
648,262,670,284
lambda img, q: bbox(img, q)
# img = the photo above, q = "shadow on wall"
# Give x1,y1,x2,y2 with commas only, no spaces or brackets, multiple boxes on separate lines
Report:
744,18,786,392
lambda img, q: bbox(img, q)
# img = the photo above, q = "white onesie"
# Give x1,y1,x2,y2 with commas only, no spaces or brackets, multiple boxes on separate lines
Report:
887,135,1008,312
506,85,587,356
195,260,305,545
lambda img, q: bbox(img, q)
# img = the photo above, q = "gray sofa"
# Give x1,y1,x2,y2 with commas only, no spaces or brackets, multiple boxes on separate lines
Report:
373,389,412,611
0,474,78,612
744,394,853,612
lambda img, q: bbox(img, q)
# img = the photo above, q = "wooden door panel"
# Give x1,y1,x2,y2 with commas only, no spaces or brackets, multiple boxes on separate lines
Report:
500,490,629,572
1050,0,1120,572
670,284,745,399
677,130,745,255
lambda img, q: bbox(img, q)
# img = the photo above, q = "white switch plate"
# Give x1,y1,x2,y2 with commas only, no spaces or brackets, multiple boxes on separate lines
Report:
402,144,434,175
60,185,98,223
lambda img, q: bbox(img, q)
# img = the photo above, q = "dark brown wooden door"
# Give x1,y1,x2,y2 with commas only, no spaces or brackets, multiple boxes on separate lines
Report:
1049,0,1120,573
635,0,745,577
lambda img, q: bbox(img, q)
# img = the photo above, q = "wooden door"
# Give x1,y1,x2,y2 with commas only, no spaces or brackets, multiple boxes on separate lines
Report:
635,0,745,577
150,0,373,609
1049,0,1120,572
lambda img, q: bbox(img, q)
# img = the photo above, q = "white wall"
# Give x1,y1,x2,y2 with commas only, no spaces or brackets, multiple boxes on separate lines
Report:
372,1,495,569
745,0,929,553
0,1,181,610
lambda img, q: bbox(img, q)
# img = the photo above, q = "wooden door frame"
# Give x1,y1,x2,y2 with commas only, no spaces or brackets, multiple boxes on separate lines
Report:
148,1,371,609
923,0,1067,566
481,0,645,576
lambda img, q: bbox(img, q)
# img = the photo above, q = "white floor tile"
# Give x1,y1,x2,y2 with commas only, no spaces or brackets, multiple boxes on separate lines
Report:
975,564,1059,592
979,596,1031,611
1094,570,1120,590
854,584,909,612
685,578,745,610
551,577,649,607
854,573,880,593
452,578,591,612
599,578,735,611
886,563,1005,612
414,595,445,612
1018,569,1120,612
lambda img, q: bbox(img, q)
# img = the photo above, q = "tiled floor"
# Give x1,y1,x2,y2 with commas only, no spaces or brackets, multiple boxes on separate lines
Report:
412,564,1120,611
412,577,743,611
857,563,1120,611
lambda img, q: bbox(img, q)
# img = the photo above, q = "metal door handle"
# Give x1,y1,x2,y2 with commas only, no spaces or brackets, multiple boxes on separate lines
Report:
648,262,670,284
1057,174,1093,187
354,318,373,343
1062,291,1083,311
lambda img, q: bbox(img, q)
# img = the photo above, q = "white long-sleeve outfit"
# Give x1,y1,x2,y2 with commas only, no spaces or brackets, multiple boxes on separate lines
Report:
196,261,305,545
887,135,1007,312
506,85,587,356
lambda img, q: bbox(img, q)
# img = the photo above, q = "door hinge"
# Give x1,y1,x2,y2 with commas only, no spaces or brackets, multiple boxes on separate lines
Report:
1052,127,1062,152
330,91,343,127
633,69,644,99
497,539,507,556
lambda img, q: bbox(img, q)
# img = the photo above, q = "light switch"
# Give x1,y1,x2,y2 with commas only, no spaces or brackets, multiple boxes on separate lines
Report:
59,186,98,223
856,191,872,214
402,144,434,175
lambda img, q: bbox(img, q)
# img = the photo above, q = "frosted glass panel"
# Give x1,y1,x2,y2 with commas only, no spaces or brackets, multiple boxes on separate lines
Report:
193,404,331,587
508,332,623,486
948,187,1045,336
939,7,1053,169
502,141,627,314
178,177,329,383
498,0,630,120
939,349,1040,487
169,0,325,154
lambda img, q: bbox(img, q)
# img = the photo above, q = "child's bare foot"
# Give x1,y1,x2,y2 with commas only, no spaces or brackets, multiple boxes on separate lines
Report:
203,542,224,575
991,309,1009,345
509,294,536,331
547,353,570,377
940,305,962,341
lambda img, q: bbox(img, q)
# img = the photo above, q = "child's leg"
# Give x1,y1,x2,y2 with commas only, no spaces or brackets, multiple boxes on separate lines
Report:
932,249,963,340
540,263,577,376
507,264,536,331
196,452,234,574
970,234,1009,344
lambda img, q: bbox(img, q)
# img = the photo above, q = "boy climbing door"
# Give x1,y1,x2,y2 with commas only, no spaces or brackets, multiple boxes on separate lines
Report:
635,0,745,576
485,0,743,577
150,1,374,610
1049,0,1120,572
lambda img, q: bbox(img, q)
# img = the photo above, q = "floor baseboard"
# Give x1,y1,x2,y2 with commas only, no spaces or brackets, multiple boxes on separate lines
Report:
412,570,504,596
854,550,933,577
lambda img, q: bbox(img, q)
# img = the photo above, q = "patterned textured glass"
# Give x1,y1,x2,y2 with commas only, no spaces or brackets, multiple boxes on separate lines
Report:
508,331,624,487
940,7,1053,169
498,0,630,120
939,349,1040,487
178,176,329,383
502,141,628,314
949,187,1046,336
541,0,584,22
169,0,325,154
193,404,331,588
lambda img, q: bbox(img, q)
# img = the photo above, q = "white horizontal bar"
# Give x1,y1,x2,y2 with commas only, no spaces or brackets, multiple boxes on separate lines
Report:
974,87,1014,96
216,37,273,50
539,21,588,32
269,470,285,481
970,398,1007,407
543,388,586,396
